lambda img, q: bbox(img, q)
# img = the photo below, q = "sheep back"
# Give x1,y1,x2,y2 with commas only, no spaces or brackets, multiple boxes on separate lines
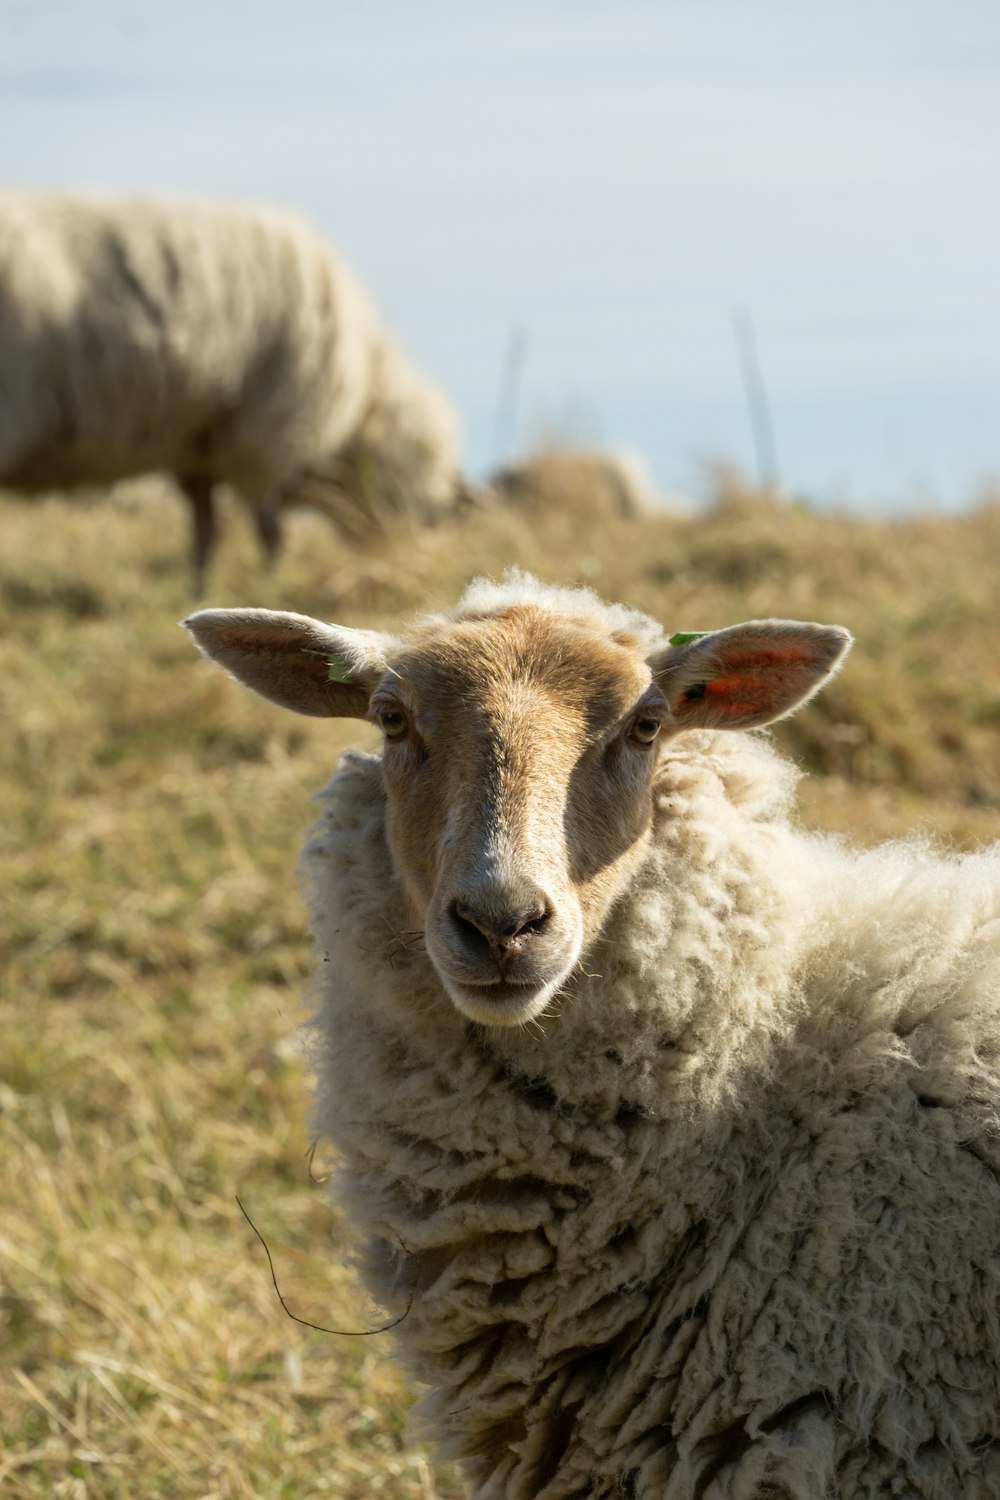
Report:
0,192,459,517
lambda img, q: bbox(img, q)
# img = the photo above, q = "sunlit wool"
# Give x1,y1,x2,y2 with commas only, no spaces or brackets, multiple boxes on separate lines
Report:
188,575,1000,1499
0,191,462,586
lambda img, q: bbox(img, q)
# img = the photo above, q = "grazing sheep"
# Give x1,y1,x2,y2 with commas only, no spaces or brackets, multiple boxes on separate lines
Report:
489,445,664,520
185,573,1000,1499
0,191,463,590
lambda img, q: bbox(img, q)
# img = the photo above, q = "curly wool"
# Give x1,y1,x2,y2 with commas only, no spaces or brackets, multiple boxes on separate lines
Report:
301,589,1000,1500
0,191,460,524
443,567,672,658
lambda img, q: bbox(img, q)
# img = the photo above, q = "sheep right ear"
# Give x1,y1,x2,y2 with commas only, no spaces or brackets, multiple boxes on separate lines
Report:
183,608,394,718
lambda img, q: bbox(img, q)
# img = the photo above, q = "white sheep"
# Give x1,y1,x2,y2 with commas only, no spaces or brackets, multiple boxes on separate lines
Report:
0,191,463,590
488,446,666,520
185,573,1000,1499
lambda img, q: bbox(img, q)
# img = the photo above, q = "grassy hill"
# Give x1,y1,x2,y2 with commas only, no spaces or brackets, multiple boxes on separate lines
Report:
1,476,997,1498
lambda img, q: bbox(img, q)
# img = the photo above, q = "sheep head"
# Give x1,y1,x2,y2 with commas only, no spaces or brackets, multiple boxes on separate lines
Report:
185,594,850,1027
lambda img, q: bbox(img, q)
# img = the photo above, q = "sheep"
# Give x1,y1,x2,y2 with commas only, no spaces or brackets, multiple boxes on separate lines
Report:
184,572,1000,1499
0,191,463,591
488,445,666,520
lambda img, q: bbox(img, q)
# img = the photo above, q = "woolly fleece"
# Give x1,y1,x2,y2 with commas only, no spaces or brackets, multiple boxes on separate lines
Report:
300,580,1000,1499
0,192,461,528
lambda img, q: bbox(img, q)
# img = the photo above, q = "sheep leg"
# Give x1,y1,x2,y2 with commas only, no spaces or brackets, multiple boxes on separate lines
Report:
253,495,283,565
182,475,217,597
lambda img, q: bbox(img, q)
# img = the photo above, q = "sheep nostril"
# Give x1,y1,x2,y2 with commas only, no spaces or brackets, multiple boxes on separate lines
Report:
451,900,552,961
503,902,549,939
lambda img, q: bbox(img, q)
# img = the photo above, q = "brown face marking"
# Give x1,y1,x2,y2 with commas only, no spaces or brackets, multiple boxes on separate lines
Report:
374,607,662,1025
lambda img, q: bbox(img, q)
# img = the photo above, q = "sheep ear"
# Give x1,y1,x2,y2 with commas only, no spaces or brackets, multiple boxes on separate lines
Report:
183,608,394,718
649,619,852,731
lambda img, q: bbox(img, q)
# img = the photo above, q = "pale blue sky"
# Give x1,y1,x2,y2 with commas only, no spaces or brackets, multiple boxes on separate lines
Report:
2,0,999,506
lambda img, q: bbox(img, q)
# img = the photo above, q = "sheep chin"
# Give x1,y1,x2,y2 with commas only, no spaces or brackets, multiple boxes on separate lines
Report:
437,971,568,1028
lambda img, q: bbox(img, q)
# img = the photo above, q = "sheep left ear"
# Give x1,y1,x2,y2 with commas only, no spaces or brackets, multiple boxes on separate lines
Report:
649,619,852,731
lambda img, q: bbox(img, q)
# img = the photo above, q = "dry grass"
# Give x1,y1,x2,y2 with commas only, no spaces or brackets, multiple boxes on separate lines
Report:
1,475,998,1497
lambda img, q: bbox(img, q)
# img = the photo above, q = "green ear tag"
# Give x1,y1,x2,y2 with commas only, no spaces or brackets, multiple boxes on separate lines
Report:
301,647,354,682
669,631,711,647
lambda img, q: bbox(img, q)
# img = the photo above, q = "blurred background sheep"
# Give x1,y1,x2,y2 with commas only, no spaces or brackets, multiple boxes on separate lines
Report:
0,192,466,591
487,445,671,521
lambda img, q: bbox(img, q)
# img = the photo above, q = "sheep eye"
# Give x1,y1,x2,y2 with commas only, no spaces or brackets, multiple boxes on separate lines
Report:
629,715,662,746
376,707,408,741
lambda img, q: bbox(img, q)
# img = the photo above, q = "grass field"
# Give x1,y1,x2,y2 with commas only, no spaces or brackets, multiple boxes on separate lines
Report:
2,474,998,1498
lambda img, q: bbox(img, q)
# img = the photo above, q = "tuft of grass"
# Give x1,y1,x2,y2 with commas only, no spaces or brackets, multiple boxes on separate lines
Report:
1,476,997,1497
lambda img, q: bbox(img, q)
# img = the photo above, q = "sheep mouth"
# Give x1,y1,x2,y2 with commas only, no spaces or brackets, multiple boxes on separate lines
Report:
440,975,563,1027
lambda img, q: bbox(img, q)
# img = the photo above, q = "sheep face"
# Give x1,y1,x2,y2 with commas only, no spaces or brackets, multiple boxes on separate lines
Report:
185,592,850,1028
371,606,663,1025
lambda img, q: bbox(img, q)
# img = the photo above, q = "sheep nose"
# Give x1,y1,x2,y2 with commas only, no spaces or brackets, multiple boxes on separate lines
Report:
450,898,551,966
